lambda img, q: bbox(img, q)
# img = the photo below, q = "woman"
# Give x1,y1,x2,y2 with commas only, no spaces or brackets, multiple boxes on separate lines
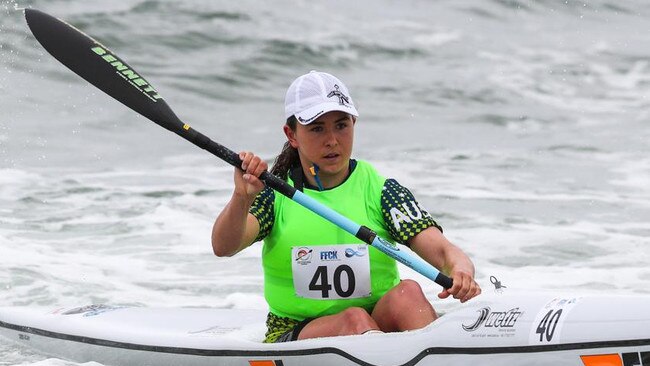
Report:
212,71,481,343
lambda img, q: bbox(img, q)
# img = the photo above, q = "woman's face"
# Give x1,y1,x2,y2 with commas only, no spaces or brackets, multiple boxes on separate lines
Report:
285,111,355,184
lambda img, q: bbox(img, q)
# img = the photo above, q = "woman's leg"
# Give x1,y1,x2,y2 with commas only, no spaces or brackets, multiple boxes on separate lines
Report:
371,279,437,332
297,307,379,340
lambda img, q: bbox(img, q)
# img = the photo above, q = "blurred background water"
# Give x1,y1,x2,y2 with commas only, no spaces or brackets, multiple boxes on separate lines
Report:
1,0,649,364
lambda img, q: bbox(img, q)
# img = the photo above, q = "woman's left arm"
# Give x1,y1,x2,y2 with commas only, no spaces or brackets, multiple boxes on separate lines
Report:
408,228,481,303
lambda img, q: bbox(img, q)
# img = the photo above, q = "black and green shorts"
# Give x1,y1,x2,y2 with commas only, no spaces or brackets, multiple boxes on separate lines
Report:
264,312,312,343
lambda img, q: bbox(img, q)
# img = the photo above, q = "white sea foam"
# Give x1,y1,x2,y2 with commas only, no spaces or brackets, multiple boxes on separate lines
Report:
413,31,462,47
609,157,650,192
483,47,650,114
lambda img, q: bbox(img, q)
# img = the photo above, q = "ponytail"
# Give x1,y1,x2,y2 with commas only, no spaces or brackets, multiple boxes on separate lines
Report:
270,116,300,180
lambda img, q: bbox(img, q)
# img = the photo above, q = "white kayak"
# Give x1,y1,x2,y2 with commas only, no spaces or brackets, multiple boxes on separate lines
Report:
1,292,649,366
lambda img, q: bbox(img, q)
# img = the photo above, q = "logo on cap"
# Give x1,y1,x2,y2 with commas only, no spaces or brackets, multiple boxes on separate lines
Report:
327,84,351,106
297,111,324,124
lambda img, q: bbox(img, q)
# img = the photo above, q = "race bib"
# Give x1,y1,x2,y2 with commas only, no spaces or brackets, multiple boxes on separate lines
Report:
292,245,371,300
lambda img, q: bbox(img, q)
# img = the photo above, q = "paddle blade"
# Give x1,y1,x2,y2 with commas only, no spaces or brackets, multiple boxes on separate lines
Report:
24,9,183,132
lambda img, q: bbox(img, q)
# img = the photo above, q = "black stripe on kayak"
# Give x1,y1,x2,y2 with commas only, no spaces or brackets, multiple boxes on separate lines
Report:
2,319,650,366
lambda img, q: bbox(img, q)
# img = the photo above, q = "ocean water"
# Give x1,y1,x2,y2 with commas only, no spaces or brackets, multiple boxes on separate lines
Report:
1,0,649,364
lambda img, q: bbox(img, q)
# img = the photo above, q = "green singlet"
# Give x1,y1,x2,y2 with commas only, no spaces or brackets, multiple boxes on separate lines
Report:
250,160,442,342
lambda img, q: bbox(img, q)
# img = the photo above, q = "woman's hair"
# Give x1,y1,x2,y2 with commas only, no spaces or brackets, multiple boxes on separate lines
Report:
270,116,300,180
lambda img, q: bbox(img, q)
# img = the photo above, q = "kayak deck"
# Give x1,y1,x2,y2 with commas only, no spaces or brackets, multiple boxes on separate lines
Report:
2,293,650,366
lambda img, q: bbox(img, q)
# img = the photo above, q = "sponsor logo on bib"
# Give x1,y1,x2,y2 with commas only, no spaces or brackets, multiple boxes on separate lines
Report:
295,247,312,265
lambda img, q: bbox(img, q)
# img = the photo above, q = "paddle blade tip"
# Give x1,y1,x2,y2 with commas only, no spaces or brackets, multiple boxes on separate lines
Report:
24,8,42,25
24,8,54,38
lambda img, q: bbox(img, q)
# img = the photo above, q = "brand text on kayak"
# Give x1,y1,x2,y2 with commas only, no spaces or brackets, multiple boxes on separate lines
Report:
462,307,523,332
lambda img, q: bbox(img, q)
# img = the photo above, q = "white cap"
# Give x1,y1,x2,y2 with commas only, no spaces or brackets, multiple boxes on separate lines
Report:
284,71,359,125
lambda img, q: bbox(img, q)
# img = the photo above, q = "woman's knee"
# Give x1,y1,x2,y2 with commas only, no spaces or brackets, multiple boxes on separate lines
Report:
389,280,427,305
339,307,376,333
397,279,424,294
373,280,437,331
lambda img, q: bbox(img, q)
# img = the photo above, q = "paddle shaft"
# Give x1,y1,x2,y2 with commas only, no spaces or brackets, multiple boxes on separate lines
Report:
24,8,453,289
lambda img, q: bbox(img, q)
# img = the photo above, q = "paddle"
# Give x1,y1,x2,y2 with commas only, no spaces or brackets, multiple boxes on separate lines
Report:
24,8,453,289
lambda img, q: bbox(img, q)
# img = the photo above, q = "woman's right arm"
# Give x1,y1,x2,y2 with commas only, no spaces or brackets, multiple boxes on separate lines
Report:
211,152,268,257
